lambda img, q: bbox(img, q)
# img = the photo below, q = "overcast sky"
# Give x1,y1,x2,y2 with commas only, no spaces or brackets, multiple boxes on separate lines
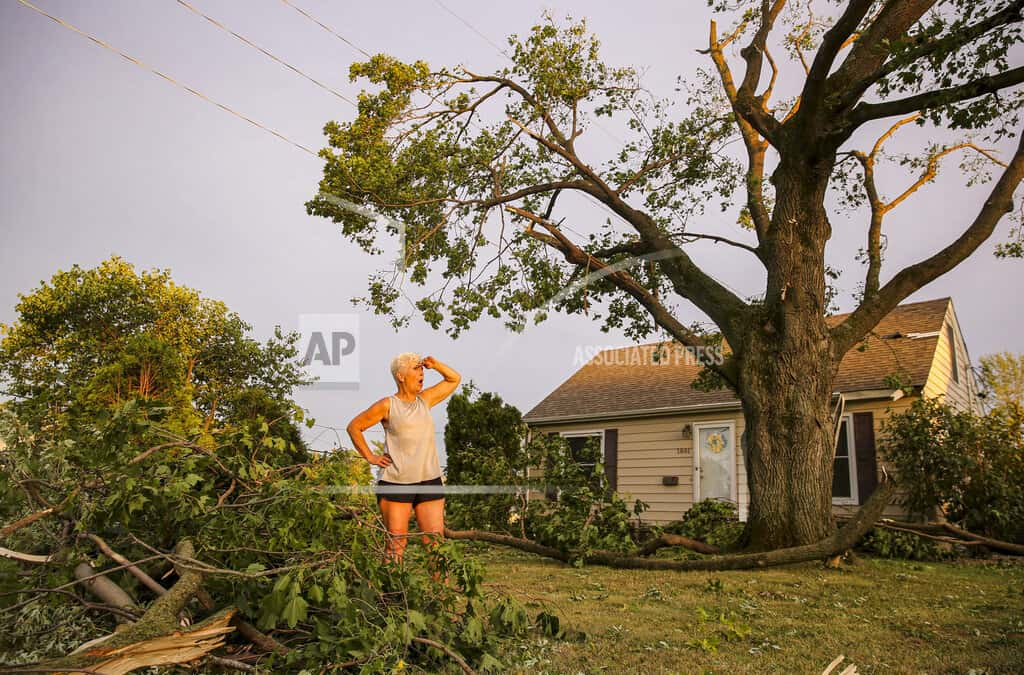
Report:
2,1,1022,461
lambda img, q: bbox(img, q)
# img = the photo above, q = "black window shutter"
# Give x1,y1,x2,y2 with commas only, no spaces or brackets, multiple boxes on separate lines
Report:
852,412,878,504
544,432,559,500
604,428,618,493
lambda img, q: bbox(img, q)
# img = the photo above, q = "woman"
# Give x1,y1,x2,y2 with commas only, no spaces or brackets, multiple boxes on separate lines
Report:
346,353,461,562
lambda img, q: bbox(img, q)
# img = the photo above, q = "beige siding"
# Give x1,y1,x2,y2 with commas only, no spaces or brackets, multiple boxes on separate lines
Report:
923,302,981,413
528,378,971,525
530,409,748,525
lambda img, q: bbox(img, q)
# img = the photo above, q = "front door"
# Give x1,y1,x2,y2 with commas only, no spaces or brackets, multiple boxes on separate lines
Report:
694,422,735,502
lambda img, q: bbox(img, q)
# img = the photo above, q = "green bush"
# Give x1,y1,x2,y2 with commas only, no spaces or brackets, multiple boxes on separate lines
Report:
880,398,1024,541
663,499,744,551
860,527,951,561
521,433,649,560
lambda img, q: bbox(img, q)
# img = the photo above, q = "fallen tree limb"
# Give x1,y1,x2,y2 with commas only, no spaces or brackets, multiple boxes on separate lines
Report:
411,637,475,675
0,546,55,564
1,489,79,539
74,563,137,618
83,534,168,599
447,480,895,572
941,523,1024,556
1,507,55,538
123,533,290,657
839,517,1024,556
230,615,290,655
443,529,568,561
23,540,238,675
636,534,720,556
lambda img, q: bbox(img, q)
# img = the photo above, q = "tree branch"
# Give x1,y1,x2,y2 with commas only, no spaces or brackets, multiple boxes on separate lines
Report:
824,0,937,116
447,479,895,571
799,0,876,122
505,206,714,349
732,0,787,142
671,229,762,256
832,129,1024,353
837,0,1024,112
849,66,1024,127
708,20,772,240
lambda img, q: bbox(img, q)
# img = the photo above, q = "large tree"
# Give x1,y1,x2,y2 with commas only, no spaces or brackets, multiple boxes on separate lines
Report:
307,1,1024,549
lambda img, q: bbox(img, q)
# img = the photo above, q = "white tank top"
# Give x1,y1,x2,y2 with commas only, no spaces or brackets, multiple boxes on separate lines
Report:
379,394,443,483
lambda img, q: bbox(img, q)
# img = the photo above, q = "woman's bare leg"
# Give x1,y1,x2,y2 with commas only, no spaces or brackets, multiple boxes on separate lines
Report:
379,498,413,562
414,498,447,582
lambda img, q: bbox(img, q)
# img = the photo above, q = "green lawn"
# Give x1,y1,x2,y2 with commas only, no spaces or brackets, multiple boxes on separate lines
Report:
466,544,1024,674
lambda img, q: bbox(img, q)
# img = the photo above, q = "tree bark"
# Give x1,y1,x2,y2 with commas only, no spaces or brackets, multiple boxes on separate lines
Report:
74,562,138,618
446,479,893,571
736,159,839,549
636,534,720,556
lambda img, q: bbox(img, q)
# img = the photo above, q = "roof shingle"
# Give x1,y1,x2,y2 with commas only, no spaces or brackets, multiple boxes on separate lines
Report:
523,297,949,422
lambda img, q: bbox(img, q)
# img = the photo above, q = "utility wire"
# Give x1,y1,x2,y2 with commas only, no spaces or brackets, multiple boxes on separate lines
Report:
176,0,356,106
279,0,372,58
281,0,591,242
15,0,318,157
430,0,622,146
433,0,510,59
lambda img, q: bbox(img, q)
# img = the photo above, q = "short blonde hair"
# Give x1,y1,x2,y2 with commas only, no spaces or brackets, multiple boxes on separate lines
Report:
390,352,422,383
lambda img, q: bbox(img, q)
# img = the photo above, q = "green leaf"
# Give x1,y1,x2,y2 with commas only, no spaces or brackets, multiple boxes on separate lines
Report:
281,594,308,628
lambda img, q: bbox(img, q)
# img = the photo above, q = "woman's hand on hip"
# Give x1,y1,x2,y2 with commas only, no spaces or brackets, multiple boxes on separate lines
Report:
369,453,393,468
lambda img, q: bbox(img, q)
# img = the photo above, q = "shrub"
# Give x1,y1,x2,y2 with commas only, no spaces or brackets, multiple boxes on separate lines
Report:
880,398,1024,541
663,499,744,551
521,433,648,560
860,527,951,561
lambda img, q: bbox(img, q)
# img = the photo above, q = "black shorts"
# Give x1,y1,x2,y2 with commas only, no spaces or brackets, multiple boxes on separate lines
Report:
375,476,445,506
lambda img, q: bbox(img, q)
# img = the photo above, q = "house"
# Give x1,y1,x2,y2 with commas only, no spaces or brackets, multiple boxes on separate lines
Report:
523,297,979,524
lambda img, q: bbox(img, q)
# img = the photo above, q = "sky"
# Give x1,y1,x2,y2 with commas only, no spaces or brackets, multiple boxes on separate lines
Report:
2,0,1022,462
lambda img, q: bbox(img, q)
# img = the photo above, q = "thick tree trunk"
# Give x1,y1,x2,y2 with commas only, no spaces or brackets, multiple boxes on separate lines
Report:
738,335,838,549
737,153,840,550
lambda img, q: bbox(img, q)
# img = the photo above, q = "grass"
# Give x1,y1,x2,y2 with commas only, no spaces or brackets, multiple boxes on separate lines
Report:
465,543,1024,674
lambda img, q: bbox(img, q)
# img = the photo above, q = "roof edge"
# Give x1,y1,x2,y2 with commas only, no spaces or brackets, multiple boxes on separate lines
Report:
524,388,909,425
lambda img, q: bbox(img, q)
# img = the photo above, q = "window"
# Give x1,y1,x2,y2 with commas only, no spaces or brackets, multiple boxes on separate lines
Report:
947,324,959,383
831,417,858,505
561,431,604,494
565,434,602,471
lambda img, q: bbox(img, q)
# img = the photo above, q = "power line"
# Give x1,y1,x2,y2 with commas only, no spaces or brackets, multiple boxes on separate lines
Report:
176,0,356,106
279,0,591,242
433,0,510,59
430,0,626,147
15,0,318,157
279,0,372,59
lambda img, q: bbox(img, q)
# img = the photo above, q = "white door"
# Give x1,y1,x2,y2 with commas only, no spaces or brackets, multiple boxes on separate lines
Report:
694,422,735,502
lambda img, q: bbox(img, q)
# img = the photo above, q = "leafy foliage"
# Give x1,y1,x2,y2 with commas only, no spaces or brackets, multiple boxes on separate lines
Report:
521,433,648,562
880,397,1024,541
978,351,1024,411
860,527,950,561
0,258,544,671
661,498,745,552
442,383,649,559
443,383,529,533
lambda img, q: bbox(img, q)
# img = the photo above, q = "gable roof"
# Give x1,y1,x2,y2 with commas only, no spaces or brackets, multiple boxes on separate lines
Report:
523,297,950,423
